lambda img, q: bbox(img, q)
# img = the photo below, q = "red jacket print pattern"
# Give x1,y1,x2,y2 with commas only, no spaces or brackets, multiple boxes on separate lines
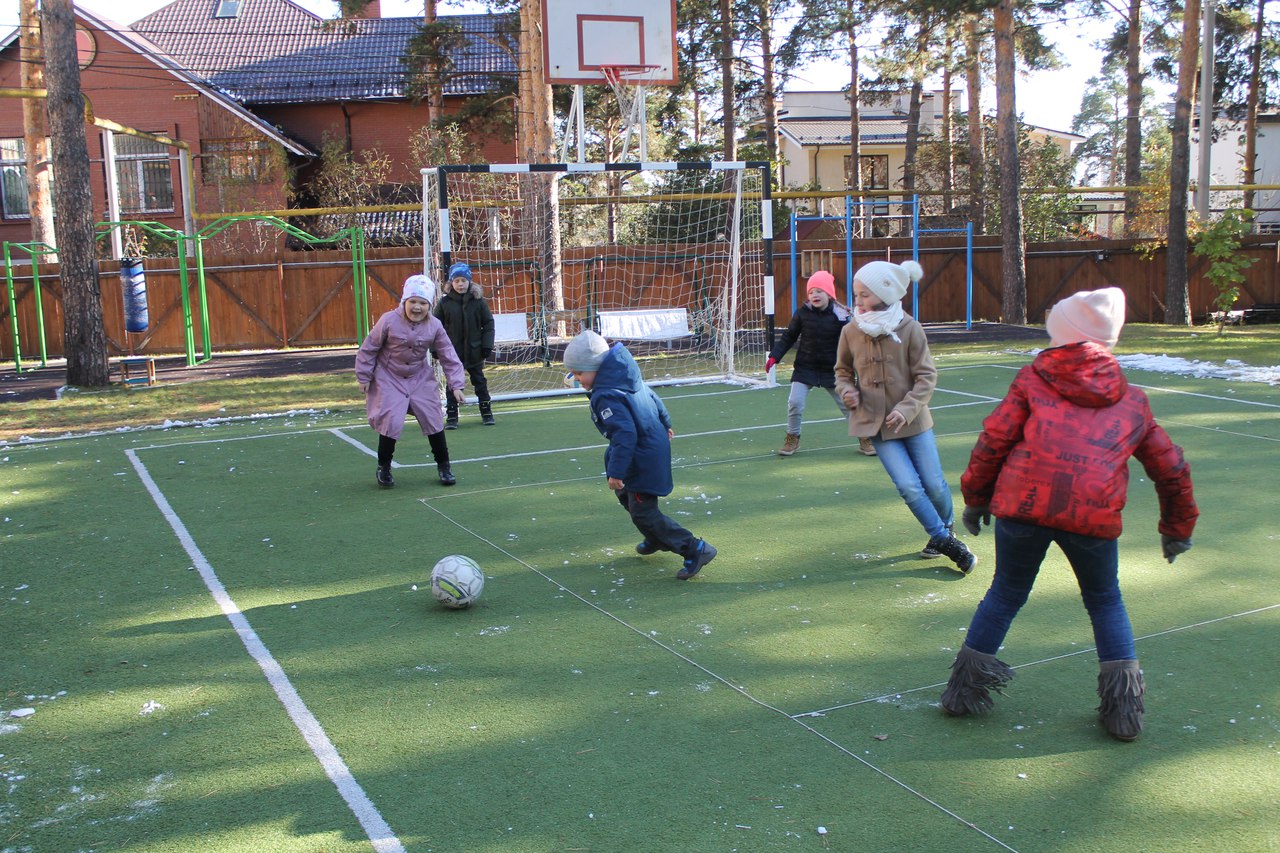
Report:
961,343,1197,541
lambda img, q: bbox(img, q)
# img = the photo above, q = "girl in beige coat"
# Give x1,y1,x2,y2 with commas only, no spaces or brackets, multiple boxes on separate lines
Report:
834,260,976,573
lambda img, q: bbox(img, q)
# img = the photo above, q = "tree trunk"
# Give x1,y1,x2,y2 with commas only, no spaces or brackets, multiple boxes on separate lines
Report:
994,0,1025,324
1166,0,1200,325
965,15,985,235
849,14,861,194
1241,0,1265,214
761,0,779,168
1122,0,1143,237
903,80,922,195
720,0,736,161
423,0,443,129
42,0,108,387
20,0,55,258
941,36,954,215
518,0,565,334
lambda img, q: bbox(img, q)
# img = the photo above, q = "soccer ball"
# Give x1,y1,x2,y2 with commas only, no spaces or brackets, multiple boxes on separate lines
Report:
430,554,485,609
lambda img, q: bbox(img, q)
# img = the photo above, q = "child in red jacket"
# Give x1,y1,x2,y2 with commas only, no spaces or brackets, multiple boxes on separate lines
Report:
942,288,1197,741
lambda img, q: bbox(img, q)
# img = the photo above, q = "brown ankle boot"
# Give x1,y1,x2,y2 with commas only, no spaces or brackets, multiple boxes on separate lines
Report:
778,433,800,456
1097,659,1144,741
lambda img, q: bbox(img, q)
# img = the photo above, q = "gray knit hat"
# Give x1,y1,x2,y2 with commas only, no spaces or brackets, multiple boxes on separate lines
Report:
563,330,610,372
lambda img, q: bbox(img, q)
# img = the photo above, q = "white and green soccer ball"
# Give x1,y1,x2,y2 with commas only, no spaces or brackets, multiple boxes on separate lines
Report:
430,554,485,609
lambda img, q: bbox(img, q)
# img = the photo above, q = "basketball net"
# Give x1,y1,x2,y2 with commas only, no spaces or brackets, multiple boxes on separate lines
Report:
601,65,659,161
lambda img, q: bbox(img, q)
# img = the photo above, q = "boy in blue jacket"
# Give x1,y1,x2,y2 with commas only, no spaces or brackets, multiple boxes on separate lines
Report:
564,330,717,580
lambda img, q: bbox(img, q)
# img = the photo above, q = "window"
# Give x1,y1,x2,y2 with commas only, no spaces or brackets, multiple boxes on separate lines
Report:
214,0,244,18
201,138,273,184
843,154,891,215
2,138,29,219
114,135,174,214
842,154,890,190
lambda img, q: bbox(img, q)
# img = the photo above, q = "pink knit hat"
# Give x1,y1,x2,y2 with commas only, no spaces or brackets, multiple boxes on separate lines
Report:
806,270,837,300
1046,287,1126,348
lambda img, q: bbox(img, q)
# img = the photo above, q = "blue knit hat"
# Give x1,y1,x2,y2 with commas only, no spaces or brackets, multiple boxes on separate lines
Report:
447,262,472,282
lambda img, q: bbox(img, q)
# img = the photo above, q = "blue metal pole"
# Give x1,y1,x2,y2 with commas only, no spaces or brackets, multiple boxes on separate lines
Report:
966,222,974,330
911,196,920,317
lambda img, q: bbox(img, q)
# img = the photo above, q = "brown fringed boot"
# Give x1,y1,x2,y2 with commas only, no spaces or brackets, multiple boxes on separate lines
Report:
1097,659,1145,741
940,645,1015,716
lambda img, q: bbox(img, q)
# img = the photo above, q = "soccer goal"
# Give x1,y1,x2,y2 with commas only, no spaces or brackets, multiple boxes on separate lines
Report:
421,161,775,399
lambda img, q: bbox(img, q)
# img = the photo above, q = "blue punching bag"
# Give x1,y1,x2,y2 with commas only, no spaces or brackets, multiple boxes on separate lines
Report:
120,257,149,333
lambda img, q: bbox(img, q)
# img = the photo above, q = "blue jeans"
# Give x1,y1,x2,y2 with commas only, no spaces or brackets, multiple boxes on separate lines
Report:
963,518,1136,662
871,429,955,539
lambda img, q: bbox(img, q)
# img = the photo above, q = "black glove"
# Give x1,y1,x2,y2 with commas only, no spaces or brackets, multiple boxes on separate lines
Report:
961,505,991,536
481,348,493,360
1161,535,1192,564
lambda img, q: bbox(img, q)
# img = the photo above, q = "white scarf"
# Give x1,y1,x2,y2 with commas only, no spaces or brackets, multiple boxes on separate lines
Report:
854,301,905,342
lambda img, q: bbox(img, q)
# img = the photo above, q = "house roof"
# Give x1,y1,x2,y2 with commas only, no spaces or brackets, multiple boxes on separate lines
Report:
130,0,516,105
775,115,1085,148
0,7,312,156
777,116,913,147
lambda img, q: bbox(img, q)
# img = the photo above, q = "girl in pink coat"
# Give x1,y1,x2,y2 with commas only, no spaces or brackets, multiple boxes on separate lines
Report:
355,275,466,488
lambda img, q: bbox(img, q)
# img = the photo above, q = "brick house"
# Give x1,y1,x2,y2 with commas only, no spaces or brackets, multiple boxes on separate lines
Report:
0,0,517,252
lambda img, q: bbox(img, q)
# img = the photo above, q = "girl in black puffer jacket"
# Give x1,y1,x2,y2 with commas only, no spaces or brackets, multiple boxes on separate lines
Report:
766,270,874,457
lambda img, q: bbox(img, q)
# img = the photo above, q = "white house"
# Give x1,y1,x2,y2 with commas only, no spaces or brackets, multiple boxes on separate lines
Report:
1190,112,1280,233
767,90,1082,220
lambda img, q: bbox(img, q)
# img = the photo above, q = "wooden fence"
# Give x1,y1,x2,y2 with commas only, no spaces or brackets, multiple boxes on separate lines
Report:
3,237,1278,361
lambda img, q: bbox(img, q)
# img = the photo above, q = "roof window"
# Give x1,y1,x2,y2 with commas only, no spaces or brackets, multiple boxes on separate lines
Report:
214,0,244,18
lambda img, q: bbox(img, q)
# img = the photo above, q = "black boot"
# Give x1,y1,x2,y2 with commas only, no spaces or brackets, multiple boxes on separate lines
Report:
437,464,456,486
479,399,495,426
926,531,978,574
445,398,459,430
375,464,395,489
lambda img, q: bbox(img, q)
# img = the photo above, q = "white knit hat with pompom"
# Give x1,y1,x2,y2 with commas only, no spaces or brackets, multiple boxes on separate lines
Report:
852,260,923,306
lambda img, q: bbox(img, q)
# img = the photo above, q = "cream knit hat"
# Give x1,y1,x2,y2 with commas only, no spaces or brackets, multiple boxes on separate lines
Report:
1046,287,1126,348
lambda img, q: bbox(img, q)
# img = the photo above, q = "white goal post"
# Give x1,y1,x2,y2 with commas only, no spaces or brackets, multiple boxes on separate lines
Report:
421,161,776,400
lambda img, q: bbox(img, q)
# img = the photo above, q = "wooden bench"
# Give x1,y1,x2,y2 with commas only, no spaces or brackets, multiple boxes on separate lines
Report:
118,356,157,387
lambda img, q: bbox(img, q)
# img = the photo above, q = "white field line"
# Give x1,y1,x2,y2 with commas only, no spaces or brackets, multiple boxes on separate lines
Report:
797,602,1280,718
975,362,1280,409
365,397,1002,471
124,448,406,853
420,500,1021,853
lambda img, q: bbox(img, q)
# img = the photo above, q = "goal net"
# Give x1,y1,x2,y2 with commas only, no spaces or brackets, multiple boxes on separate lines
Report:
421,162,774,400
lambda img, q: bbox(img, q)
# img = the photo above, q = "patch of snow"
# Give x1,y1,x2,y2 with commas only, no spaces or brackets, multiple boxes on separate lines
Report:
1115,354,1280,385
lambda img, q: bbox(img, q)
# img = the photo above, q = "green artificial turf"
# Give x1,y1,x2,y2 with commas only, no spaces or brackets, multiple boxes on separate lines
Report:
1,351,1277,852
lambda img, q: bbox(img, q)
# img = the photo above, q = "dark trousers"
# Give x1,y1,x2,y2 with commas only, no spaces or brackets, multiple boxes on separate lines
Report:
467,364,490,403
616,489,696,559
447,365,491,419
378,432,449,466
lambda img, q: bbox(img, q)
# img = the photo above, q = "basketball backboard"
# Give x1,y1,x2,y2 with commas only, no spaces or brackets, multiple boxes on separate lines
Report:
540,0,678,87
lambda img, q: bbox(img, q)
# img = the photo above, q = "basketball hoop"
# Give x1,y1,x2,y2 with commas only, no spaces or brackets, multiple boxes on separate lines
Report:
599,65,660,161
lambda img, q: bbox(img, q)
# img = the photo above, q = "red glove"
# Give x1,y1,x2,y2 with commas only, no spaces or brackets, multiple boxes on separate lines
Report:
765,356,777,372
